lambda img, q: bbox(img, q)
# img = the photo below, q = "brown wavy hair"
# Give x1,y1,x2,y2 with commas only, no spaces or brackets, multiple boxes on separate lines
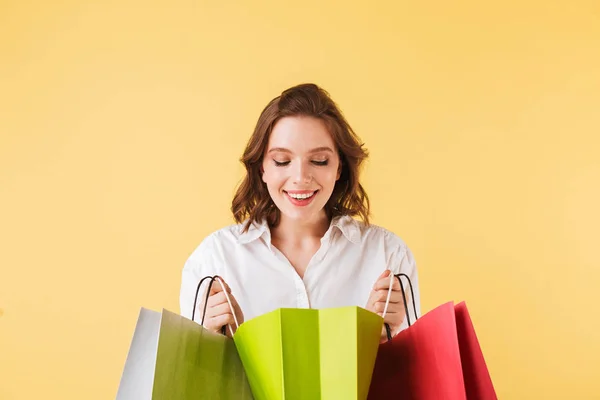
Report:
231,83,370,232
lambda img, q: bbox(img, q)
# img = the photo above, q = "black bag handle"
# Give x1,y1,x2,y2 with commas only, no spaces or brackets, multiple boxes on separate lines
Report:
384,273,418,341
192,275,227,335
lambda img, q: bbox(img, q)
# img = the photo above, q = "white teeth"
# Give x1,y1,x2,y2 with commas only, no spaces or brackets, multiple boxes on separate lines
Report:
287,191,315,199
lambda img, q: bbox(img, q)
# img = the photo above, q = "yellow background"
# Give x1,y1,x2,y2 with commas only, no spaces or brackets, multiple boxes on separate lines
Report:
1,0,599,398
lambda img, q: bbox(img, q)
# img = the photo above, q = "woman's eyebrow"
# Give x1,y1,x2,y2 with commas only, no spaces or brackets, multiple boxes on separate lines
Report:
268,146,334,154
308,146,334,153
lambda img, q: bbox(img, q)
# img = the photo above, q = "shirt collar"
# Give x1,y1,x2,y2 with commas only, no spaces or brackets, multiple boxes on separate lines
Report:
237,215,360,245
237,219,270,244
330,215,361,244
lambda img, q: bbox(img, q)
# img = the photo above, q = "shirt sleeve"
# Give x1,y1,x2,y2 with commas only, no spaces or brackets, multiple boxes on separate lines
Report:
385,231,421,334
179,234,222,321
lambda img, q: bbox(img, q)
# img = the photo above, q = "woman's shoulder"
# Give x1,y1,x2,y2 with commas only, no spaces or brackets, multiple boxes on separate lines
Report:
336,215,410,251
339,216,418,278
186,219,264,260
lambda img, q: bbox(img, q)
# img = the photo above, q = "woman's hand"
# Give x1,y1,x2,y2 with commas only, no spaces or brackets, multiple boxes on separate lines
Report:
366,269,406,342
198,278,244,337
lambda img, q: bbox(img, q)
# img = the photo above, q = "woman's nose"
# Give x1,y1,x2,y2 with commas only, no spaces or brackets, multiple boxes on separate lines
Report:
292,162,312,184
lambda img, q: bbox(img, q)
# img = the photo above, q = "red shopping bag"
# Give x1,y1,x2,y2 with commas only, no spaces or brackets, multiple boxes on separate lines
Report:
367,275,497,400
455,301,497,400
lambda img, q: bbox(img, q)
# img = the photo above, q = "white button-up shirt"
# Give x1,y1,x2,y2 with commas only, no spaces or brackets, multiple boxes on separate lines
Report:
179,215,420,330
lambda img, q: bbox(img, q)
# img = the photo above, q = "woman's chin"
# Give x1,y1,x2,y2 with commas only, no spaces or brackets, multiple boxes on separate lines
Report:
279,207,327,223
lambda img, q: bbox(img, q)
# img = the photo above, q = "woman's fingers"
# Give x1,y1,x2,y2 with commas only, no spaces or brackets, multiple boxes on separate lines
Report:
209,278,232,295
376,302,405,330
373,301,401,314
207,291,231,308
373,274,401,291
367,273,407,339
366,291,408,314
205,313,237,335
197,279,244,337
371,289,407,304
205,301,234,319
207,291,243,319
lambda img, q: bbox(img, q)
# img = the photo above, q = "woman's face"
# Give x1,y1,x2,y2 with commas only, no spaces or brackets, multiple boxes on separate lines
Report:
262,116,341,223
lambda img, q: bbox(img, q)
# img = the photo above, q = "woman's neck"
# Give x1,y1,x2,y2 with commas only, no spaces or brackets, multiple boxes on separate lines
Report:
271,211,330,243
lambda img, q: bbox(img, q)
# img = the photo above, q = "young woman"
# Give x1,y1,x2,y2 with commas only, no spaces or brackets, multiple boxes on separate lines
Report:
179,83,420,341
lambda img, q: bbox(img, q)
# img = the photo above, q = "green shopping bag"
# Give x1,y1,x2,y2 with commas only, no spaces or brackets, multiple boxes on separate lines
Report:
233,306,383,400
116,307,253,399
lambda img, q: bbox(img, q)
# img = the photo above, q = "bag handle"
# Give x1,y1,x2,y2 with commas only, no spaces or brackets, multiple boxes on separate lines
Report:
382,273,418,341
191,275,240,336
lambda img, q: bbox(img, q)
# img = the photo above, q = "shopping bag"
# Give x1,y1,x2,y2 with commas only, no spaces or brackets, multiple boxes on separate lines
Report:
233,306,384,400
191,275,384,400
367,274,497,400
116,306,253,399
455,302,497,399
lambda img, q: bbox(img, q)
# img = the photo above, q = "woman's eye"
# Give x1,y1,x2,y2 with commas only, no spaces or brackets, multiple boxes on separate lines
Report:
273,159,328,167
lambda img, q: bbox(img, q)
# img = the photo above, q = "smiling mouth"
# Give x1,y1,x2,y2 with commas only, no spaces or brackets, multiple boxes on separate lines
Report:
284,190,318,200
